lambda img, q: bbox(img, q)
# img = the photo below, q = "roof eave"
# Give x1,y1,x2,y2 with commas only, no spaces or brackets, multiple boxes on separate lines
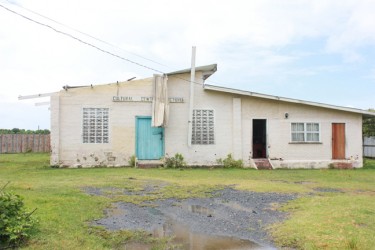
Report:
204,84,375,117
166,64,217,80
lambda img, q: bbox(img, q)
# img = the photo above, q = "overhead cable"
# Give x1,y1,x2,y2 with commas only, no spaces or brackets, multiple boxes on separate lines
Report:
0,3,208,86
3,0,169,68
0,3,165,74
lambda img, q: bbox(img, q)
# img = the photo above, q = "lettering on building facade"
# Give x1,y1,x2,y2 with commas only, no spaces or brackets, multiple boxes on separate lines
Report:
112,96,184,103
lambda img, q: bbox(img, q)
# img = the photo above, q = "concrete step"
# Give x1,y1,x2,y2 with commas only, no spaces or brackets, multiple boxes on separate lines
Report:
253,158,273,170
137,160,163,169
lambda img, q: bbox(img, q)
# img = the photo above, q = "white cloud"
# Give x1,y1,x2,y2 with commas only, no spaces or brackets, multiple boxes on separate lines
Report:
1,0,375,128
325,0,375,58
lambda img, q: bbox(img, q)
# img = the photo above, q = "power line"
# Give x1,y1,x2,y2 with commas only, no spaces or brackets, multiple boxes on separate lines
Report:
2,0,170,68
0,2,210,86
0,3,165,74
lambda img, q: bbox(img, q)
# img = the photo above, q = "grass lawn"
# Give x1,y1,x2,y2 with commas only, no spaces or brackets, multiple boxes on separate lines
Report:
1,153,375,249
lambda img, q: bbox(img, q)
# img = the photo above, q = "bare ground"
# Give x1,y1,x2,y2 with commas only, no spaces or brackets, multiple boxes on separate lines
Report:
84,186,297,249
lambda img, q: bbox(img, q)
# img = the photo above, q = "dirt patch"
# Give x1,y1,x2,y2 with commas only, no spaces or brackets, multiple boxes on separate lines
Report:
87,187,297,249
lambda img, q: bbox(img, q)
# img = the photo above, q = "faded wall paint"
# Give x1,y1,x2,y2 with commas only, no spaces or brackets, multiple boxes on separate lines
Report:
165,74,234,165
242,98,363,168
51,78,154,167
50,73,364,168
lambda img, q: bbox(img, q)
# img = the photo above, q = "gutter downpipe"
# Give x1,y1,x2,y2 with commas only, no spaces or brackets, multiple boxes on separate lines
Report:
188,46,196,147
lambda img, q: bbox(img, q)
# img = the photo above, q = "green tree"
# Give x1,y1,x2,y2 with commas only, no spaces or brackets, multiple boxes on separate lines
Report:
11,128,21,134
363,109,375,137
0,129,50,134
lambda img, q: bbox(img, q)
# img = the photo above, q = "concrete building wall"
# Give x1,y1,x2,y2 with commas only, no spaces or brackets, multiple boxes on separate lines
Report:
50,93,60,165
51,78,154,167
240,97,363,168
165,74,235,165
50,73,364,168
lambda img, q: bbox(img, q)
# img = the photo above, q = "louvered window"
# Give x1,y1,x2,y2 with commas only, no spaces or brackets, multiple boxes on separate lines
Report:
192,109,215,145
82,108,109,143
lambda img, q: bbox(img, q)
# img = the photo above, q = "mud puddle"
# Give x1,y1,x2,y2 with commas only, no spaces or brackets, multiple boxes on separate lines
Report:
90,188,297,249
149,218,263,250
187,204,214,216
152,205,264,249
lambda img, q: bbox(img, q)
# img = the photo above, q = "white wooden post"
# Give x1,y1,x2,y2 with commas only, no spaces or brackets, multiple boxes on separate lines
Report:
188,46,196,147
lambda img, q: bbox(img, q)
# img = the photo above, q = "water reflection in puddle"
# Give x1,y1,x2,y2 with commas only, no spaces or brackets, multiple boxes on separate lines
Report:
220,201,255,213
187,204,214,216
125,219,264,250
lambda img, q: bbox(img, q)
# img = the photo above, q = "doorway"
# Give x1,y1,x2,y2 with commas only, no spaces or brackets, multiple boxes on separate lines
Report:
252,119,267,158
136,117,164,160
332,123,345,159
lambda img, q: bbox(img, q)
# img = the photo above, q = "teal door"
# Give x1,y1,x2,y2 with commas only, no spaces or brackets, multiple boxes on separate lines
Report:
136,117,164,160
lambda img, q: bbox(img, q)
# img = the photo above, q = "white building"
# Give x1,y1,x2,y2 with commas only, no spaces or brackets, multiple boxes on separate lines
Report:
50,64,375,168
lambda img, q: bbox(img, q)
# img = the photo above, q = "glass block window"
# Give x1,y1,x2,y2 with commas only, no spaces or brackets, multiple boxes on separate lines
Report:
291,122,319,142
192,109,215,145
82,108,109,143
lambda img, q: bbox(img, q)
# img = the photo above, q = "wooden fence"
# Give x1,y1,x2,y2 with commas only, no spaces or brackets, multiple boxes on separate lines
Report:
0,134,50,153
364,136,375,158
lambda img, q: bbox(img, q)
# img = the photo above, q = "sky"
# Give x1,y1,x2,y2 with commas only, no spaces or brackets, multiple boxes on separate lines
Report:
1,0,375,130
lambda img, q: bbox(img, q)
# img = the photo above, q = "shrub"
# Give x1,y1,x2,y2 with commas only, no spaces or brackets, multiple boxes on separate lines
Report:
128,155,136,167
0,184,37,248
363,158,375,169
164,153,186,168
217,154,244,168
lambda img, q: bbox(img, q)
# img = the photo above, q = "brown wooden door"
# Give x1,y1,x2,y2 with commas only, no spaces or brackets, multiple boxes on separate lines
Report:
332,123,345,159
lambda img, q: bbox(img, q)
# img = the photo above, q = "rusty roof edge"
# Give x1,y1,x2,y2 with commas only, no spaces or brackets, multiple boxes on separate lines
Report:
204,84,375,117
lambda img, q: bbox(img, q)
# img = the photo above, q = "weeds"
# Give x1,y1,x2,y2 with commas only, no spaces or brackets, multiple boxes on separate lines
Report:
346,237,360,250
163,153,186,168
216,154,244,168
363,158,375,169
128,155,136,167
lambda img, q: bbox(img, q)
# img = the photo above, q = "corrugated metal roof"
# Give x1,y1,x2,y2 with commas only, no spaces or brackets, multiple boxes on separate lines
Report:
204,84,375,117
167,64,217,80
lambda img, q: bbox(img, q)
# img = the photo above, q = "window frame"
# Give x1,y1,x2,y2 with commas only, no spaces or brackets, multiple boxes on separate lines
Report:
290,122,321,143
82,107,109,144
192,109,215,145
